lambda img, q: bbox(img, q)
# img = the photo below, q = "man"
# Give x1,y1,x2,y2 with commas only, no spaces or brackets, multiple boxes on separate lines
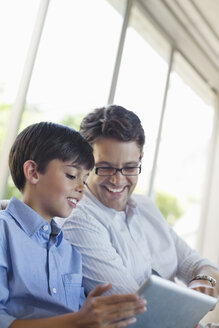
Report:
61,105,218,298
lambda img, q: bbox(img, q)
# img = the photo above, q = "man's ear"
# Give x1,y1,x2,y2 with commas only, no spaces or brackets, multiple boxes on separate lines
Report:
140,151,144,161
23,160,39,185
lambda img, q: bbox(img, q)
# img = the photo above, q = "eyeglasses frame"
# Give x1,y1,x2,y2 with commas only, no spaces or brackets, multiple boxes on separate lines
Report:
94,165,141,176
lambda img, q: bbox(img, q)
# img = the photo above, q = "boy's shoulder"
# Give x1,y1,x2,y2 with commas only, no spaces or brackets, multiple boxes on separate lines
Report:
0,197,44,234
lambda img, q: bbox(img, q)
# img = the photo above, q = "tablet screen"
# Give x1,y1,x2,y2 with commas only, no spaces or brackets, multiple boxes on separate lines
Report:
131,275,217,328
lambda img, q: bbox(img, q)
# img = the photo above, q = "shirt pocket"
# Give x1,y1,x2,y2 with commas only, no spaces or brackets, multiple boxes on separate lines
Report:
62,273,84,311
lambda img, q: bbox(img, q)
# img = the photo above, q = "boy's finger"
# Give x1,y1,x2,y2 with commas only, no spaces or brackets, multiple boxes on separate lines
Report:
88,283,112,297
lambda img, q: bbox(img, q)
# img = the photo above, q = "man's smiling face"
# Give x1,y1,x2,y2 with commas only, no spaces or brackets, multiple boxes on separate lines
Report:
87,137,142,211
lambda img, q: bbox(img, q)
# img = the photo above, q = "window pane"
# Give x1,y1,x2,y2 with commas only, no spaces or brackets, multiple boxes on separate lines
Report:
25,0,125,123
154,53,215,247
114,4,170,193
0,0,40,154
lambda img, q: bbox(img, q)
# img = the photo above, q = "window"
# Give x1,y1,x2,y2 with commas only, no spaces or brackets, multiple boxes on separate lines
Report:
0,0,40,154
114,3,170,193
154,52,215,247
24,0,126,124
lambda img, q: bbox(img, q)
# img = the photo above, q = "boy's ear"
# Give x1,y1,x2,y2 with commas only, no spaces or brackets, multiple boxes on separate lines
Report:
23,160,39,185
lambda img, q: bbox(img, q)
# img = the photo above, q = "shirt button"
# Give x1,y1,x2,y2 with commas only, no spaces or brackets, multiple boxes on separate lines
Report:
43,225,48,231
52,288,57,294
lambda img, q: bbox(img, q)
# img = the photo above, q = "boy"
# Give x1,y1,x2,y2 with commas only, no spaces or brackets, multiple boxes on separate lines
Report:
0,122,146,328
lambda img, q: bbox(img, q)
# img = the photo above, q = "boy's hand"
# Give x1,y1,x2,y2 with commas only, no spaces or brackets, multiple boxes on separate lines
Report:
73,283,147,327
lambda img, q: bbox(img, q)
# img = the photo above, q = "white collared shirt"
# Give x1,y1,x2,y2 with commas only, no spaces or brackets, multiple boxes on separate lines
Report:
58,188,217,295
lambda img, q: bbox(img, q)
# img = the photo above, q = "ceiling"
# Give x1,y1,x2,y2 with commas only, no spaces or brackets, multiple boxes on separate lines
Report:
138,0,219,94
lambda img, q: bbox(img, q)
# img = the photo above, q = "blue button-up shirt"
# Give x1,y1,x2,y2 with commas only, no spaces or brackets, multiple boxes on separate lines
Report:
0,197,85,328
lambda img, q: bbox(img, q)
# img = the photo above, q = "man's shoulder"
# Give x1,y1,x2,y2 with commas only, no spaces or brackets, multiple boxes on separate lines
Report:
0,207,13,224
131,193,152,203
74,190,112,215
72,191,99,216
0,199,9,210
131,193,157,209
131,194,166,222
63,192,111,230
0,208,15,245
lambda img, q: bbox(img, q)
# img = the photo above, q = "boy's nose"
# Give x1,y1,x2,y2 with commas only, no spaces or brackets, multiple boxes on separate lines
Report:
75,179,85,193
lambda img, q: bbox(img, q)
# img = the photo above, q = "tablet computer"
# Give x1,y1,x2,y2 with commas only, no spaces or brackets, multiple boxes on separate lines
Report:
131,275,217,328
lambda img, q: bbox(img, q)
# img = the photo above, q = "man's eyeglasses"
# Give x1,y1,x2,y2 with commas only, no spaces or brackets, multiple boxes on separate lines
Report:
94,165,141,176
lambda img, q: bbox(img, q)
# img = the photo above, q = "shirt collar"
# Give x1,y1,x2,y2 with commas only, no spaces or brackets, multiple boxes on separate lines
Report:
51,219,63,246
7,197,63,245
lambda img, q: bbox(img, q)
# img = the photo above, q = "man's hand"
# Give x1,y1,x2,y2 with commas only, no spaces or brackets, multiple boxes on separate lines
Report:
73,283,147,327
188,279,218,299
188,279,218,313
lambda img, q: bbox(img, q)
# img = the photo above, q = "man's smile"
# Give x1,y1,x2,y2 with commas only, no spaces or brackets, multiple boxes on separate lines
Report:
104,186,126,193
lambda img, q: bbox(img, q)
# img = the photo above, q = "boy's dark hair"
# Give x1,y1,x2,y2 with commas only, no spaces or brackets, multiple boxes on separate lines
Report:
80,105,145,152
9,122,94,191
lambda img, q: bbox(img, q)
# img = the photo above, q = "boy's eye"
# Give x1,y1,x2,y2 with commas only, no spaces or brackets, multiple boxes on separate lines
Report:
65,173,76,180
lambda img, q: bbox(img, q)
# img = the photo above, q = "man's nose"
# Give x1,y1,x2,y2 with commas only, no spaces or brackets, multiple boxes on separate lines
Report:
109,170,125,184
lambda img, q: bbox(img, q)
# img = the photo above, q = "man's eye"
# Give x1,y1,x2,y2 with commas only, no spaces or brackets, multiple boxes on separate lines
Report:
65,173,76,180
99,167,114,172
124,167,136,171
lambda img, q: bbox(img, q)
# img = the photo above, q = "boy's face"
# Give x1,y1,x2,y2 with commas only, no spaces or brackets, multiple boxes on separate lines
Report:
32,159,90,221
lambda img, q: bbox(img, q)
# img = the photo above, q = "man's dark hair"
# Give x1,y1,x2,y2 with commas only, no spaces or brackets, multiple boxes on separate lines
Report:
80,105,145,152
9,121,94,191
